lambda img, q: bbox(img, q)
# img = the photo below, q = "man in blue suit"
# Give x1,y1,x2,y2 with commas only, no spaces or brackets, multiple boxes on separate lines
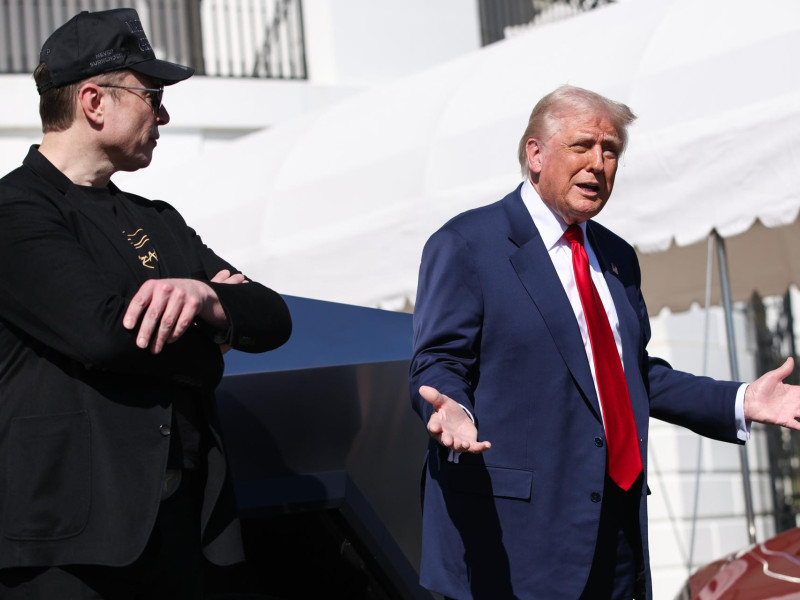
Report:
409,85,800,599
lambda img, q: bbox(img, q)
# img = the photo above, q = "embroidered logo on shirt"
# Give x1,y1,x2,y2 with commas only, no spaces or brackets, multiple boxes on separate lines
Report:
124,228,159,269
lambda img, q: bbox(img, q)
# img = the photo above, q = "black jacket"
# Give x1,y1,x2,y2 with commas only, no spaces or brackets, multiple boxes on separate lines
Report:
0,146,291,568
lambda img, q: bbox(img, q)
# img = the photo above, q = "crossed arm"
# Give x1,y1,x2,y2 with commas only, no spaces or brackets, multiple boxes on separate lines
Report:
122,268,245,354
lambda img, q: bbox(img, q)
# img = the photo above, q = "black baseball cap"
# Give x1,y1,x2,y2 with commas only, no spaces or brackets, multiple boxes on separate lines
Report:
37,8,194,94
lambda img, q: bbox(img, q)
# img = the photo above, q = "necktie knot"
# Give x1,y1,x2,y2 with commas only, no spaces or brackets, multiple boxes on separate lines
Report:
564,224,584,246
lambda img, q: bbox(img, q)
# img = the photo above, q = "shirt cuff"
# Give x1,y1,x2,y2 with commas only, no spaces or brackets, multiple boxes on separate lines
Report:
735,383,751,442
447,403,477,463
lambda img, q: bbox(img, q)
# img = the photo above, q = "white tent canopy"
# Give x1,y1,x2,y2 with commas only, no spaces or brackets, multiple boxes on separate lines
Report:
133,0,800,311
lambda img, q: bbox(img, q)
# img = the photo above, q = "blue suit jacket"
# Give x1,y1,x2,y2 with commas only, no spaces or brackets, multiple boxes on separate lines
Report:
409,185,741,599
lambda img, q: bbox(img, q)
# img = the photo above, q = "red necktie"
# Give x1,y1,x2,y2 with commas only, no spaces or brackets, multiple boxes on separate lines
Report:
564,224,642,491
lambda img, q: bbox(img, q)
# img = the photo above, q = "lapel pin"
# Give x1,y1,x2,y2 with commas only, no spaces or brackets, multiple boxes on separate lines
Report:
611,263,619,276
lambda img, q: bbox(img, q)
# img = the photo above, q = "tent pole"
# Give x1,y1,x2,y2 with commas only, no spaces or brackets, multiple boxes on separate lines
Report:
714,230,757,545
689,235,716,574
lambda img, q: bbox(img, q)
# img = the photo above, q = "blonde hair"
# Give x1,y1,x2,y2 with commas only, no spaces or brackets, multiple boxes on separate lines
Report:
516,85,636,176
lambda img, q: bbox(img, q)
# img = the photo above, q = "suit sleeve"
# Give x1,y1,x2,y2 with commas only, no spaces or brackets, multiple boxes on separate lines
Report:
647,355,742,444
634,282,741,444
590,227,742,444
409,227,483,425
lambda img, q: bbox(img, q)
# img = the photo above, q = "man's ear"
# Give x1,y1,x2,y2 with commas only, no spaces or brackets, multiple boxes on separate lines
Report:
526,138,543,175
77,83,104,126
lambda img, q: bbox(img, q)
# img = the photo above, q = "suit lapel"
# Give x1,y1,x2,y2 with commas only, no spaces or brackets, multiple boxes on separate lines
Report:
24,146,153,283
23,146,189,283
71,181,197,282
588,228,640,357
64,186,148,282
504,191,602,420
113,189,185,280
587,223,647,428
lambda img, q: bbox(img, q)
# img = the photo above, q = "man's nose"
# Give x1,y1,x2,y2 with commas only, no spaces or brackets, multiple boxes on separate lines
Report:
587,145,604,172
156,104,170,125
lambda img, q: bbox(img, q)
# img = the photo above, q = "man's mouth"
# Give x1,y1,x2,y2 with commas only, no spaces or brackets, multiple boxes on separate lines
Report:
576,182,600,194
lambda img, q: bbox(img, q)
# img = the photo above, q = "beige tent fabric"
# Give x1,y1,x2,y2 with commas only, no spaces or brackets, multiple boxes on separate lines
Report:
638,220,800,313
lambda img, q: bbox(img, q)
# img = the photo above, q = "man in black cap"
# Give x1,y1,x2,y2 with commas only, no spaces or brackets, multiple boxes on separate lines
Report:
0,8,291,598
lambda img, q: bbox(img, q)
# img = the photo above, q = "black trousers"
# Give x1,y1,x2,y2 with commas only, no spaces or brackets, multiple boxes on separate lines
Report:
0,472,206,600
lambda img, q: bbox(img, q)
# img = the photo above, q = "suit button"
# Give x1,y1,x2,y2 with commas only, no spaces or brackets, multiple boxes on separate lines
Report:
159,424,171,436
594,437,604,447
591,492,601,503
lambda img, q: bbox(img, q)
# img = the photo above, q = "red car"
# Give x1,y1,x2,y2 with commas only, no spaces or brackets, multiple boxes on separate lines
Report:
677,527,800,598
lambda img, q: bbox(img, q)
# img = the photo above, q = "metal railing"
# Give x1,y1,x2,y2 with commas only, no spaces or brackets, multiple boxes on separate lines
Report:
0,0,306,79
751,290,800,533
478,0,615,46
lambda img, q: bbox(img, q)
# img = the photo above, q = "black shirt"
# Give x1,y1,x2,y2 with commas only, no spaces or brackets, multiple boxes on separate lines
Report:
74,183,207,471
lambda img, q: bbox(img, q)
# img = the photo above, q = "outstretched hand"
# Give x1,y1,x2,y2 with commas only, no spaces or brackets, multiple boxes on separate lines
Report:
420,385,491,454
744,357,800,430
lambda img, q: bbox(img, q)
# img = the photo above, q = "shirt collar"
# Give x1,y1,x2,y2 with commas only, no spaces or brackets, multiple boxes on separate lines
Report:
22,145,73,195
520,178,588,250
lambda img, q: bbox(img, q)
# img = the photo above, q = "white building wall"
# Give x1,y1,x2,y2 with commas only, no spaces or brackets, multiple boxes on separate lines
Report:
302,0,482,84
1,0,483,180
646,304,772,599
0,74,363,179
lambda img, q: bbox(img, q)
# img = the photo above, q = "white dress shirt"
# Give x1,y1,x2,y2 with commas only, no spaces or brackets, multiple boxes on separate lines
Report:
520,179,622,404
520,179,749,441
449,182,749,462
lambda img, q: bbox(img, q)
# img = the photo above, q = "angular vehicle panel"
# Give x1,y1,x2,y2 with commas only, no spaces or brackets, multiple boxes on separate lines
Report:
677,527,800,599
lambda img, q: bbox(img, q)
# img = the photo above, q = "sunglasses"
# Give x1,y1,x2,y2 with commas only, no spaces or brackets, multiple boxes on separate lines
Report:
98,84,164,114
